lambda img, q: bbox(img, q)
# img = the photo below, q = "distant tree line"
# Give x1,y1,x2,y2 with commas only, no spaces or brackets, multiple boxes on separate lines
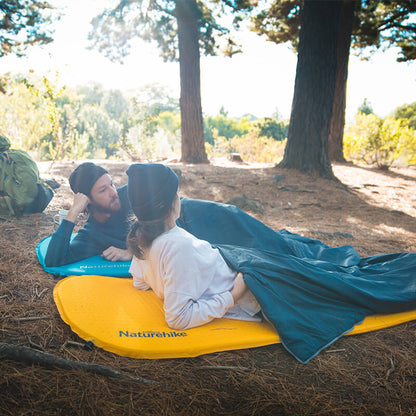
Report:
0,74,289,162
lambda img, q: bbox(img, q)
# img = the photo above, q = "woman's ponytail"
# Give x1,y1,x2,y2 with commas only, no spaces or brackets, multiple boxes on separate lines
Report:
127,194,179,259
127,219,166,259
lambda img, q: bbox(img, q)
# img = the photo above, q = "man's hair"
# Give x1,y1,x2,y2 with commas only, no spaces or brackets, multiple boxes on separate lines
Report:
69,163,108,196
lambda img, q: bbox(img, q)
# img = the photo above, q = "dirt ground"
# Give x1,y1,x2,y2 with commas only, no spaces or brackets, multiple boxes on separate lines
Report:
1,158,416,416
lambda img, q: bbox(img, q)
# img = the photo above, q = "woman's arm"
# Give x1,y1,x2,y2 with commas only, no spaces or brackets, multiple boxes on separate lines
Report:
164,289,234,330
230,272,248,302
159,238,238,330
129,257,151,291
165,272,249,330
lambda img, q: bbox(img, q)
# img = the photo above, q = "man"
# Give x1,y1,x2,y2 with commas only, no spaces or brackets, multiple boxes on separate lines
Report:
44,163,132,267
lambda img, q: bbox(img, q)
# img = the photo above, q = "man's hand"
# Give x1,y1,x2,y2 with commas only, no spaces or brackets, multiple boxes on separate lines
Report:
65,193,90,223
101,247,132,262
230,272,248,303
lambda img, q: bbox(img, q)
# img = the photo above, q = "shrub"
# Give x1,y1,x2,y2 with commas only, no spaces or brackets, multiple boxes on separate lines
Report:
344,114,416,169
231,133,286,163
204,115,251,145
252,117,288,141
206,129,286,164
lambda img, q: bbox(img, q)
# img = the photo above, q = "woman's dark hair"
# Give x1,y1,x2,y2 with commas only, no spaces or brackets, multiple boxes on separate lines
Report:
127,219,166,259
127,196,178,259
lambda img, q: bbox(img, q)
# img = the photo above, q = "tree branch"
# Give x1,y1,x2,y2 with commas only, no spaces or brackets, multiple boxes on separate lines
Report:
152,2,176,18
377,10,411,32
0,342,158,385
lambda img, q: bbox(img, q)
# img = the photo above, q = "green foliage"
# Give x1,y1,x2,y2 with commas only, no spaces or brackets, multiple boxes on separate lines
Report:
344,113,416,168
393,102,416,129
204,113,288,163
38,76,65,160
122,109,180,162
1,73,293,164
117,85,181,161
158,111,181,134
252,0,416,62
252,0,301,50
230,133,287,163
0,74,126,160
357,98,374,115
353,0,416,62
76,83,105,106
253,117,288,141
101,89,129,122
0,0,57,57
204,115,289,145
0,77,49,150
22,73,82,161
78,105,122,158
204,114,250,144
158,111,181,154
206,129,286,164
132,84,179,113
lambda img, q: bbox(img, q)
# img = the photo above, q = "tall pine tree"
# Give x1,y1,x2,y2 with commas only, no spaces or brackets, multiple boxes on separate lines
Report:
89,0,254,163
279,0,340,178
253,0,416,169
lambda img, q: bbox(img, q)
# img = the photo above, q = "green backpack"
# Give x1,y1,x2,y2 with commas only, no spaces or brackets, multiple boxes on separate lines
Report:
0,134,53,216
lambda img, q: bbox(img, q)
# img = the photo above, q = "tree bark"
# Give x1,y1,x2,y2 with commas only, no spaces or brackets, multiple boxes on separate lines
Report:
176,0,208,164
279,0,341,178
328,0,357,162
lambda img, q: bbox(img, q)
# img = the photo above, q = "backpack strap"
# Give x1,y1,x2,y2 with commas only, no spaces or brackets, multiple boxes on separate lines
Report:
0,152,16,217
0,195,15,217
0,152,7,190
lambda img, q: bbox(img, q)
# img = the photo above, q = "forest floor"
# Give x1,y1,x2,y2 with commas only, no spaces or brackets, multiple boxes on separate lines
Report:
1,158,416,416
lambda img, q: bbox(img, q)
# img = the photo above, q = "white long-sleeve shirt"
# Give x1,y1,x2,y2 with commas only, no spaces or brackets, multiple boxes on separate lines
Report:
129,226,261,330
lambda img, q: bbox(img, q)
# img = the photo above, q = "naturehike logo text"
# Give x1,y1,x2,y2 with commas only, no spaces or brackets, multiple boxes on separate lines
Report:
119,330,187,338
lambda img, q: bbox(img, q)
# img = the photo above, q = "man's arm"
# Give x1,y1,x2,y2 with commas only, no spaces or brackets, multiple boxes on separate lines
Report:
44,219,99,267
44,193,95,267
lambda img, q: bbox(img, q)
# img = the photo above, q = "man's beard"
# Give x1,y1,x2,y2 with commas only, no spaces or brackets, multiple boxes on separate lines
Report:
90,195,121,215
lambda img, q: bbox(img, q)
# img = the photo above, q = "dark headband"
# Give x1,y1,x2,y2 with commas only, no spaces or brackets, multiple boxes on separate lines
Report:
69,162,108,195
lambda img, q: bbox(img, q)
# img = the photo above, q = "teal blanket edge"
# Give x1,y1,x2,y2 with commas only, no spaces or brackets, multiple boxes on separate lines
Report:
36,235,131,277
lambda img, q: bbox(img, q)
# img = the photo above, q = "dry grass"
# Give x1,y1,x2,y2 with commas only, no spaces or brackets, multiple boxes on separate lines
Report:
1,159,416,416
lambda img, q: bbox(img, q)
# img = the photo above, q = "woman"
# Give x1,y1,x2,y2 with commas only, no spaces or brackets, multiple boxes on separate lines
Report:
126,163,261,330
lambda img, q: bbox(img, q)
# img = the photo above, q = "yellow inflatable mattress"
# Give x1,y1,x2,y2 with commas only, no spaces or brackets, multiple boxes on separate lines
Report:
53,275,416,359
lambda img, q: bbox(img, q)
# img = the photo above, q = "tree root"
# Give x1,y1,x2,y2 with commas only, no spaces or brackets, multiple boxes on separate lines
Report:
0,342,158,385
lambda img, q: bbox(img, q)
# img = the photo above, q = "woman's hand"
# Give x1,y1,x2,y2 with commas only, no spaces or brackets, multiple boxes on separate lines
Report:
230,272,248,303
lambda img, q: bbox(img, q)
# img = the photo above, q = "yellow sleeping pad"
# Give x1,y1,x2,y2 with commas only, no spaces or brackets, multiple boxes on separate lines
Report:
53,275,416,359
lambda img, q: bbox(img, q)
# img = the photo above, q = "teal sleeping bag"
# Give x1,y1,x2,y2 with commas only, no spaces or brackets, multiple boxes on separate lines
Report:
178,199,416,363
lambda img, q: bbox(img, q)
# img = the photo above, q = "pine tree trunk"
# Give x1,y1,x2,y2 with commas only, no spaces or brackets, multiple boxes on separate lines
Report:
328,0,357,162
176,0,208,164
279,0,341,178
